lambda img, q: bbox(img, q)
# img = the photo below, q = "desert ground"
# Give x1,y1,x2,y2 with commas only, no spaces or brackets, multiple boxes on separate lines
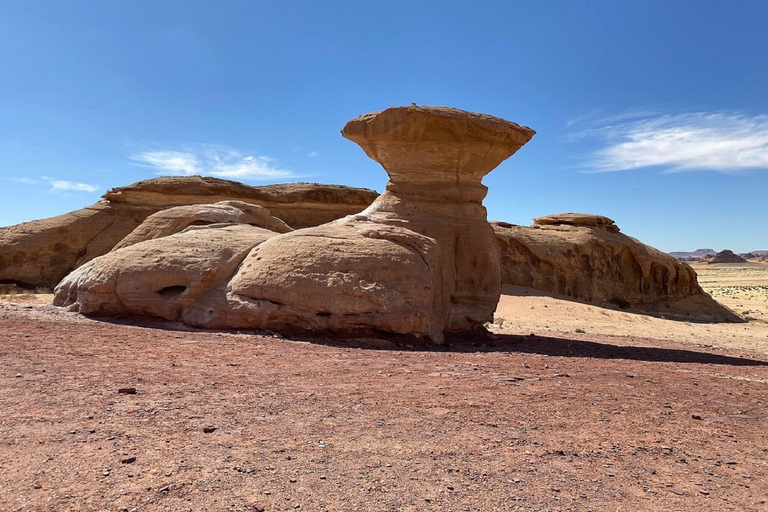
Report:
2,264,767,511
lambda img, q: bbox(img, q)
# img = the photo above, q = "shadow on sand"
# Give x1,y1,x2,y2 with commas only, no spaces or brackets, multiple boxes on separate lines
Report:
94,313,767,367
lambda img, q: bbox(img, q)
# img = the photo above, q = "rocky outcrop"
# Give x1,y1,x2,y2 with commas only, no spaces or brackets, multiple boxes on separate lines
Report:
1,178,377,288
55,224,278,320
56,106,535,342
112,201,292,251
103,177,378,229
203,106,535,341
493,213,740,321
0,202,157,289
709,250,748,264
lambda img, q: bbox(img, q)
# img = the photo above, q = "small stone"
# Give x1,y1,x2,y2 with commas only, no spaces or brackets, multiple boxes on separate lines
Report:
159,486,170,492
203,426,217,433
692,414,703,420
15,373,22,378
103,470,110,476
118,387,137,395
121,456,137,464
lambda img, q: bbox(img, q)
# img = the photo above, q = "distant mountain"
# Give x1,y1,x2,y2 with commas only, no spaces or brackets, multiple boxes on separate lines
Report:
668,248,716,259
669,248,768,261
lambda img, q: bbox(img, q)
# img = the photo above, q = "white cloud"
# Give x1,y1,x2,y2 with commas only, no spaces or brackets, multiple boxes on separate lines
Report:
129,151,201,175
48,180,100,193
308,150,319,158
577,112,768,173
6,176,99,193
130,145,295,180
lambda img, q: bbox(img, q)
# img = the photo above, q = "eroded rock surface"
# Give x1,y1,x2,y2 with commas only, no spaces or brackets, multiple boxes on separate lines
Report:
213,106,535,341
1,178,377,288
112,201,291,251
493,213,739,322
54,224,277,320
104,177,378,229
55,106,535,342
0,202,156,289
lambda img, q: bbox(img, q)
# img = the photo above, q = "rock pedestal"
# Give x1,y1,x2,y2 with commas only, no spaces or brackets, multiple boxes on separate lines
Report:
341,106,536,330
218,106,535,341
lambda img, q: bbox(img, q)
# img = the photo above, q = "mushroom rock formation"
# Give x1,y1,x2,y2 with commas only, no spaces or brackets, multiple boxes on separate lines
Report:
208,106,535,341
112,201,292,251
55,106,534,341
1,178,377,288
493,213,741,322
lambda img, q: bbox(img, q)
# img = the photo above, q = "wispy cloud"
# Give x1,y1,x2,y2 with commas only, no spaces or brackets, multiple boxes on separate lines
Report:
6,176,99,193
130,145,295,180
574,111,768,173
47,179,100,193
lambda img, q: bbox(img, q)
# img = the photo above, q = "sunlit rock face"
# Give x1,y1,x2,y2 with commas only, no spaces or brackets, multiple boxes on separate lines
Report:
55,106,535,343
220,106,535,341
493,213,741,323
0,178,377,289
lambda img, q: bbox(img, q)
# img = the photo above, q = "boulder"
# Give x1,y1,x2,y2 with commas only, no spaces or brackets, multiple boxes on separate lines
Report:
54,224,277,320
112,201,291,250
493,214,740,321
709,250,748,264
1,178,377,288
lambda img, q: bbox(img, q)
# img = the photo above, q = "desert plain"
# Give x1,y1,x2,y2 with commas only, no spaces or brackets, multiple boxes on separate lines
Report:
1,263,767,512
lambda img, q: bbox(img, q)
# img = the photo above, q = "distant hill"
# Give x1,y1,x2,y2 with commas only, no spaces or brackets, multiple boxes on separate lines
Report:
709,250,747,264
668,248,716,259
670,248,768,261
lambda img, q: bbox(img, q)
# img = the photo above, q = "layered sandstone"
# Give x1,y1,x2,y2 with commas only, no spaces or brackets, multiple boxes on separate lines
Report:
1,178,377,288
103,177,378,229
493,214,738,322
112,201,292,251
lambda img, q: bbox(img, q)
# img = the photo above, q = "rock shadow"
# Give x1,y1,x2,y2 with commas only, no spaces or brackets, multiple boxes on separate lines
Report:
501,285,745,324
84,314,766,367
447,333,768,366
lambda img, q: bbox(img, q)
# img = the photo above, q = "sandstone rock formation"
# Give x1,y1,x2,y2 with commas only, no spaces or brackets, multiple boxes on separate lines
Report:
55,106,535,342
55,224,279,320
0,202,157,289
493,213,740,322
1,178,377,288
709,250,748,264
112,201,292,251
103,177,378,229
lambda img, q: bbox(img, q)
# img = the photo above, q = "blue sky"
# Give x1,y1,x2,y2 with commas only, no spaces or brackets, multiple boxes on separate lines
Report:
1,1,767,252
